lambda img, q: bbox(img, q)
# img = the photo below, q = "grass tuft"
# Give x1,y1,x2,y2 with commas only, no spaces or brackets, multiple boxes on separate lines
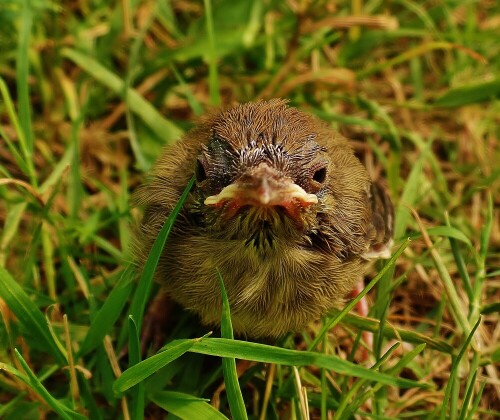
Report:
0,1,498,418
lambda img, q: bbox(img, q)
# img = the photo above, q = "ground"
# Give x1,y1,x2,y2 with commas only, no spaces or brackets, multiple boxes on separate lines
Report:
0,1,499,419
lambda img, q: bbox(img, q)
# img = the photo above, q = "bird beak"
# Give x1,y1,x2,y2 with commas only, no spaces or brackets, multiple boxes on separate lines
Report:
204,163,317,215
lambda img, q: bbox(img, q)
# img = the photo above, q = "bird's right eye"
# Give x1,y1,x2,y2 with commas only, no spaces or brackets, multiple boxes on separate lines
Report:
195,159,207,183
312,167,327,184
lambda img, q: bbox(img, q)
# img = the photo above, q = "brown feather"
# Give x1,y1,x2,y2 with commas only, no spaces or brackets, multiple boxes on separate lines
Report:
133,99,394,338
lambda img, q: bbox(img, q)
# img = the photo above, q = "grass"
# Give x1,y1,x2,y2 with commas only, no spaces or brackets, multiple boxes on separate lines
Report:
0,0,499,418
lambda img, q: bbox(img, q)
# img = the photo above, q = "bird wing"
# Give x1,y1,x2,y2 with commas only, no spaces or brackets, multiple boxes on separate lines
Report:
362,182,394,260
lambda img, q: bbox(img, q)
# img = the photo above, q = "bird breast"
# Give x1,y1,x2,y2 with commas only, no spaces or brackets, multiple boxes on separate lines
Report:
157,232,364,337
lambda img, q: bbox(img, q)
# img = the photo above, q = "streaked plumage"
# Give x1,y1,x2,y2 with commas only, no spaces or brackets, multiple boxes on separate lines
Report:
134,99,393,338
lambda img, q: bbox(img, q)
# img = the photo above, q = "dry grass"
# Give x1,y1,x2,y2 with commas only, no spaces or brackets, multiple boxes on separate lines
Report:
0,0,499,418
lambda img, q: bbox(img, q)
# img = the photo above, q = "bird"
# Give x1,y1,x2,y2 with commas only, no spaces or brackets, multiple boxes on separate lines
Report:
133,99,393,339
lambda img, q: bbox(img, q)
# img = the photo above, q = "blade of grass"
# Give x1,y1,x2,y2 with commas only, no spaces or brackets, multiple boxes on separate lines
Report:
332,309,453,353
0,266,66,364
398,0,439,36
129,177,195,333
39,143,74,194
16,0,34,154
464,381,486,420
41,222,56,300
61,48,183,144
411,208,476,347
433,78,500,107
62,315,79,409
445,213,473,301
203,0,221,105
347,344,429,418
0,77,36,185
395,141,430,239
458,371,477,420
78,266,134,357
118,167,131,252
150,391,228,419
113,336,205,394
183,338,430,389
372,139,430,387
128,316,144,420
0,202,27,267
357,41,485,79
471,193,493,323
334,342,401,419
77,370,104,420
410,52,423,100
218,271,248,420
309,239,410,351
357,95,401,150
0,123,28,176
406,226,472,246
169,63,204,116
12,349,85,420
123,1,157,171
68,116,84,219
439,317,481,420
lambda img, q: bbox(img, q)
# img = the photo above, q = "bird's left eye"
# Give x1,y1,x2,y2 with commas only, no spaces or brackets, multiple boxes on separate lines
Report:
312,167,327,184
195,159,208,183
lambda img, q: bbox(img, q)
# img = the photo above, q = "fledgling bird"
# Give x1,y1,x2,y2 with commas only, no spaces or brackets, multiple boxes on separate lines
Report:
134,99,393,338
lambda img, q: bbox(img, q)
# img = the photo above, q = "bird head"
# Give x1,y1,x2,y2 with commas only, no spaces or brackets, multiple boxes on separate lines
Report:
189,100,346,249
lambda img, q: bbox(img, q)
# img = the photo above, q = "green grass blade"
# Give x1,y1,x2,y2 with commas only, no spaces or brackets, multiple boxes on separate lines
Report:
406,226,472,246
0,266,66,364
0,202,27,267
395,142,430,238
78,266,134,357
77,370,104,420
169,63,204,116
0,77,36,184
345,344,428,418
113,337,202,394
61,48,183,144
358,42,473,80
481,302,500,315
0,123,28,175
468,193,494,319
218,272,248,420
203,0,221,105
433,79,500,107
334,342,401,419
464,381,486,420
446,214,473,301
150,391,228,419
16,0,34,155
357,96,401,150
334,310,453,353
439,317,481,420
13,349,85,420
184,338,430,389
458,371,477,420
129,177,195,333
128,316,145,420
123,2,157,172
422,224,475,344
309,239,409,351
386,343,428,375
39,143,74,194
68,117,84,220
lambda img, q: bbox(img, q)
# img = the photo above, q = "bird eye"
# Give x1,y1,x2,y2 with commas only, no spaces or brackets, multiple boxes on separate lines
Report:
312,167,327,184
195,159,207,183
